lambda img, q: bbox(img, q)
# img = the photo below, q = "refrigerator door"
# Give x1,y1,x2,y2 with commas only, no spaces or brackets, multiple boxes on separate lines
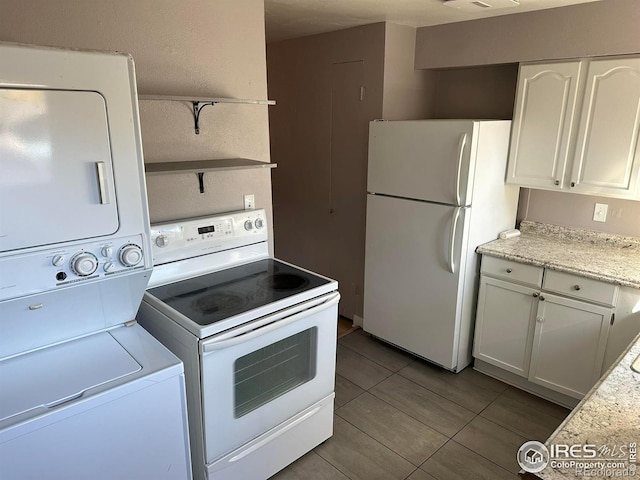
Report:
367,120,476,206
363,194,469,370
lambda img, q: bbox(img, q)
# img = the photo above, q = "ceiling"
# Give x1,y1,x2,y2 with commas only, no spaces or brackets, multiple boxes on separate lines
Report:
264,0,601,43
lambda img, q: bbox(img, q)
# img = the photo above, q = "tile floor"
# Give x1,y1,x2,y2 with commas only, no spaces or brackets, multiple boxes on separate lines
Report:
272,327,569,480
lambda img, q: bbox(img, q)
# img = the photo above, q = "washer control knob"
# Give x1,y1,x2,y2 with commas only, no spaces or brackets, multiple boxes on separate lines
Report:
101,246,113,257
104,262,115,272
254,218,264,229
119,244,143,267
155,235,169,248
244,220,254,231
70,252,98,277
52,255,65,267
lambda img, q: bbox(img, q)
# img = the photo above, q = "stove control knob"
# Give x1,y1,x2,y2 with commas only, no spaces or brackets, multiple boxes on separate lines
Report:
52,255,66,267
119,244,143,267
70,252,98,277
254,218,264,229
104,261,115,272
244,220,254,231
101,246,113,257
155,235,169,248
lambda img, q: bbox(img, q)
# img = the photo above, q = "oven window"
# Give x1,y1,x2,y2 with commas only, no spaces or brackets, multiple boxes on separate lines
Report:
234,327,317,418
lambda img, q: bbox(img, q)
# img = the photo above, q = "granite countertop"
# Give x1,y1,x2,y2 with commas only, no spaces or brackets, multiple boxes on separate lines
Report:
476,221,640,289
534,333,640,479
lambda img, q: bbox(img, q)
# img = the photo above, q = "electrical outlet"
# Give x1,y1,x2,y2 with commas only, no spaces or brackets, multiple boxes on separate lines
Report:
244,194,255,210
593,203,608,222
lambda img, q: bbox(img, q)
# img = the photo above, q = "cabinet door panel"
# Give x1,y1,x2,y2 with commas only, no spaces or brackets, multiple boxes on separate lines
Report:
529,294,611,399
473,277,537,377
571,57,640,198
507,62,583,189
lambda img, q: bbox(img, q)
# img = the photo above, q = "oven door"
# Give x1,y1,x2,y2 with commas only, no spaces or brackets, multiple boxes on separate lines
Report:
199,291,339,463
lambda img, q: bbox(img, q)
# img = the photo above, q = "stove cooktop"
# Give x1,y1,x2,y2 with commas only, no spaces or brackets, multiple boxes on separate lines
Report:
146,259,332,327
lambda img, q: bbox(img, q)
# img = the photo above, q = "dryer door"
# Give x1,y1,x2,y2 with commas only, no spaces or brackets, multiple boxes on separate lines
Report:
0,88,119,252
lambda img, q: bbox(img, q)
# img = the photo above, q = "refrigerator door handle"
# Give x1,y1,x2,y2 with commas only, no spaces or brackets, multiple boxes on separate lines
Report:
455,133,467,206
449,207,462,274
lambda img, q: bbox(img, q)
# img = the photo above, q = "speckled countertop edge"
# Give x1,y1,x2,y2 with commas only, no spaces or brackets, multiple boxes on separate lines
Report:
477,221,640,289
535,332,640,479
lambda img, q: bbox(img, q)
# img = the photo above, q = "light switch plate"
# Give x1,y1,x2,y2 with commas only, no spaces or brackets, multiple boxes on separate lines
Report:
244,194,255,210
593,203,608,222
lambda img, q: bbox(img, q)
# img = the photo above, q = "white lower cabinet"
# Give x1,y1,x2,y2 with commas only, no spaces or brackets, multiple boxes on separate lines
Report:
528,293,611,398
474,256,617,401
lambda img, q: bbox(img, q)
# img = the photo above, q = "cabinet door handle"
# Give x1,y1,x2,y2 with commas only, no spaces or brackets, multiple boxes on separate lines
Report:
570,181,576,187
554,180,560,186
506,268,513,273
573,285,581,291
537,317,544,323
539,295,545,301
532,292,539,298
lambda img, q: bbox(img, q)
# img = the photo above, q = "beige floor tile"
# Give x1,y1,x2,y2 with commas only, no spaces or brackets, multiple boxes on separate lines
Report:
452,416,527,474
398,361,507,413
334,373,364,408
336,392,448,466
315,415,416,480
480,387,569,441
407,468,438,480
270,451,348,479
339,329,414,372
370,374,475,438
335,344,393,390
420,440,519,480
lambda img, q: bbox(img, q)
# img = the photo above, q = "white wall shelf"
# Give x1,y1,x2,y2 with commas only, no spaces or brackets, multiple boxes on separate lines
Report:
145,158,276,194
138,95,276,134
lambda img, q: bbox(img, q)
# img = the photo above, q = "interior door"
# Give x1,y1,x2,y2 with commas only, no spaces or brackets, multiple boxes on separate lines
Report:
0,89,119,252
367,120,475,206
363,194,467,369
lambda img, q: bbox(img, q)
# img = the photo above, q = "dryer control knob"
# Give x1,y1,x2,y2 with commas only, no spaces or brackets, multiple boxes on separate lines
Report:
119,244,143,267
104,261,115,272
254,218,264,229
101,246,113,257
156,235,169,248
70,252,98,277
52,254,66,267
244,220,254,231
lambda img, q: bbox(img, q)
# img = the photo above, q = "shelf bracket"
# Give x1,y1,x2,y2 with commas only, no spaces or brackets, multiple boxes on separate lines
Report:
193,101,218,134
197,172,205,193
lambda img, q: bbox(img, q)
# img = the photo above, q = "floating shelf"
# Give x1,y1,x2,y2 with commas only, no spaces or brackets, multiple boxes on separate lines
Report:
145,159,276,193
139,95,276,134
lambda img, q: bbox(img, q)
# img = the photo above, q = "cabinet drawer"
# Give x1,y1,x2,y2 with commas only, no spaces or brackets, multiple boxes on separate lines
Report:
543,270,618,306
481,256,543,288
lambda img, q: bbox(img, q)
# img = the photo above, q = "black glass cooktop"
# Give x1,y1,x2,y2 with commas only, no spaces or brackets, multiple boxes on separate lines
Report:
148,259,331,326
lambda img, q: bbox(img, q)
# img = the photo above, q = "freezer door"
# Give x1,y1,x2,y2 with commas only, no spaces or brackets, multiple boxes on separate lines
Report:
367,120,475,206
363,194,468,370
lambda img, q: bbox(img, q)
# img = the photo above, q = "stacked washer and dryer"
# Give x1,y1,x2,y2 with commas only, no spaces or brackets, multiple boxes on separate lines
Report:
0,43,191,479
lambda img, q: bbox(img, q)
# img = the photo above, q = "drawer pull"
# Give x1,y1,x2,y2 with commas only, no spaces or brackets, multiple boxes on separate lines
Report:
573,285,581,291
506,268,513,273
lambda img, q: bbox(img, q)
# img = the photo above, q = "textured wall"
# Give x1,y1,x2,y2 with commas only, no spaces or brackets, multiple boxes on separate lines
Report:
0,0,274,248
415,0,640,69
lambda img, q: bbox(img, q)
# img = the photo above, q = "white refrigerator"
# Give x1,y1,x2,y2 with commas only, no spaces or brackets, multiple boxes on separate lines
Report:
363,120,519,372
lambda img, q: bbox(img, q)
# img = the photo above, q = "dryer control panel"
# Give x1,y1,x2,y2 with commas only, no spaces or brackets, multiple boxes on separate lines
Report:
0,234,146,302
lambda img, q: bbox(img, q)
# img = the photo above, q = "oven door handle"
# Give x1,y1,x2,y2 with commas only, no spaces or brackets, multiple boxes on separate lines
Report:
201,291,340,353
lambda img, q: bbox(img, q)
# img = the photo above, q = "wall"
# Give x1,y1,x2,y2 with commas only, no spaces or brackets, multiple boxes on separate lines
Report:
0,0,274,247
415,0,640,69
416,0,640,237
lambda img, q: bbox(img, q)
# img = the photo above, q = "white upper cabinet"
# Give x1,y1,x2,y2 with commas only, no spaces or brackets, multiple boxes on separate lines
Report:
507,56,640,200
571,57,640,198
507,61,583,190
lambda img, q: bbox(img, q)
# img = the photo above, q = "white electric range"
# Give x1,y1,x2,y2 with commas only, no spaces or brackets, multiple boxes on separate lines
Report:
137,209,340,480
